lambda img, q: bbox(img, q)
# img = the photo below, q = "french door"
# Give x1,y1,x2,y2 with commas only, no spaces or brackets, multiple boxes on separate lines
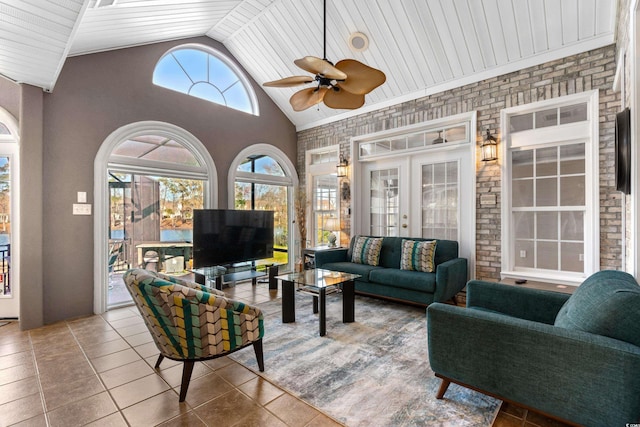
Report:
360,147,474,273
0,155,16,318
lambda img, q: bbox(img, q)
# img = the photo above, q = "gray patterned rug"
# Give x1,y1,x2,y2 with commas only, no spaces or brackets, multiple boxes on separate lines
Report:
230,293,500,426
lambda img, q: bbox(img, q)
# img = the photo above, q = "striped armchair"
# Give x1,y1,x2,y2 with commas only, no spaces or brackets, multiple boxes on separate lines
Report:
122,268,265,402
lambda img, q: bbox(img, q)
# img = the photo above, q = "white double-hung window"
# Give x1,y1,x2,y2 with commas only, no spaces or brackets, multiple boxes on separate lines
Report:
501,91,599,285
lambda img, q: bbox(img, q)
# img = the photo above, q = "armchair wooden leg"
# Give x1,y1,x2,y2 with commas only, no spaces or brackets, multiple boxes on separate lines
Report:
253,339,265,372
178,361,195,402
154,354,164,369
436,377,451,399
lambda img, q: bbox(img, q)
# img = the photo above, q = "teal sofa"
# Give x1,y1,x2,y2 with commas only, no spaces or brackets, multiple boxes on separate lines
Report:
314,236,467,306
427,270,640,426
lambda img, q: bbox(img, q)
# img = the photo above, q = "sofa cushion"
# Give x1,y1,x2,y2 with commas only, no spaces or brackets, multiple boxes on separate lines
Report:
369,268,436,293
320,261,382,281
351,236,383,266
554,270,640,346
400,239,437,273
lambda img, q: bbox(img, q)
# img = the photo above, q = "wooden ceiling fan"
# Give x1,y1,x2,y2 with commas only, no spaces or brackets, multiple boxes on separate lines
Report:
263,0,386,112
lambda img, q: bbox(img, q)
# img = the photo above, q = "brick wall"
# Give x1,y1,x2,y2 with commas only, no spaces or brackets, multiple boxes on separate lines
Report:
297,45,622,281
616,0,634,273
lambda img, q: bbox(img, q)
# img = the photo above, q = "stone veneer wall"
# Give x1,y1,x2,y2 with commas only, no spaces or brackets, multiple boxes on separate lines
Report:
297,44,622,281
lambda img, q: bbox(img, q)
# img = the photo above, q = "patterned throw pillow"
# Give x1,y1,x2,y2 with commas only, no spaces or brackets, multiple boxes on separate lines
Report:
400,239,437,273
351,236,383,266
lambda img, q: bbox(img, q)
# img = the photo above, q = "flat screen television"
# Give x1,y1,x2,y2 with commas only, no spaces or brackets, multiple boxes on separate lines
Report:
192,209,274,268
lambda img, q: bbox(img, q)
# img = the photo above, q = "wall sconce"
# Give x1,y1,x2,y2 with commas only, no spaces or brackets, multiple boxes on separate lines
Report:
337,154,349,177
481,129,498,162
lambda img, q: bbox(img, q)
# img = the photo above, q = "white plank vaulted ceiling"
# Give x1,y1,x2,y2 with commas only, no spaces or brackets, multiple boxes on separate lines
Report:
0,0,618,130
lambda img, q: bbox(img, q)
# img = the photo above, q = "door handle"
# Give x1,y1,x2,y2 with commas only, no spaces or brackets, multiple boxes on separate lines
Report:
402,224,407,228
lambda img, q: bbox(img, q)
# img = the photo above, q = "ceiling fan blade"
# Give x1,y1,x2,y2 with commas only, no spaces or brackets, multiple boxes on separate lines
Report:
263,76,314,87
290,87,329,111
335,59,386,95
323,86,365,110
294,56,347,80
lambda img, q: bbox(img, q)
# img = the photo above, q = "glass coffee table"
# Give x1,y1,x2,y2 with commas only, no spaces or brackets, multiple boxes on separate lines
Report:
276,269,361,336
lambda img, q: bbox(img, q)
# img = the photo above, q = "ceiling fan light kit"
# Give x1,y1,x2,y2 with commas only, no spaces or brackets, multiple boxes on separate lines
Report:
263,0,385,112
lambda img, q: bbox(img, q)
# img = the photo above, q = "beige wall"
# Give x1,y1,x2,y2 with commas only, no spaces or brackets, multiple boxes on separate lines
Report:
298,45,622,281
7,36,297,326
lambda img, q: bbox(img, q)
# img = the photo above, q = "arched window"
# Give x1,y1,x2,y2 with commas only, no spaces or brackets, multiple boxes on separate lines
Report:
153,44,259,116
229,145,298,271
94,121,217,313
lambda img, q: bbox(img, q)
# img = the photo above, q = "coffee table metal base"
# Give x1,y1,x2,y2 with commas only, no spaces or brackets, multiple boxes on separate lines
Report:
282,279,355,336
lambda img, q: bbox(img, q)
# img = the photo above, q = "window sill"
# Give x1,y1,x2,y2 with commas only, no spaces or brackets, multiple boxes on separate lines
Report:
500,270,584,287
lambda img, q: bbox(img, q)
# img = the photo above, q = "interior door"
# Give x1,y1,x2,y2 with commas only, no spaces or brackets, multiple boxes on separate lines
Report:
361,158,410,237
359,147,474,277
410,148,474,271
0,156,15,318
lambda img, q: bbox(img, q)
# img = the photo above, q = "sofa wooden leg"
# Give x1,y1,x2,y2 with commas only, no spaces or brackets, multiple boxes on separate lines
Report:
436,378,450,399
253,339,265,372
154,354,164,369
178,361,195,402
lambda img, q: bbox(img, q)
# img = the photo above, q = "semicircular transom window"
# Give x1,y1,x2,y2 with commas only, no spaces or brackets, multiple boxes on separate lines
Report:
0,123,11,136
237,155,285,176
111,135,201,167
153,46,258,115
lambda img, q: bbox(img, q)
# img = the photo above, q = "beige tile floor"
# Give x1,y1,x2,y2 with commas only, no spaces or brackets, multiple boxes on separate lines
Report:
0,282,343,427
1,278,569,427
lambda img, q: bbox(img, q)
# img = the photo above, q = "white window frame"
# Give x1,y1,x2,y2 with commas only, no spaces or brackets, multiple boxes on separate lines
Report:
501,90,599,285
153,43,259,116
94,121,217,314
228,144,298,272
306,146,340,247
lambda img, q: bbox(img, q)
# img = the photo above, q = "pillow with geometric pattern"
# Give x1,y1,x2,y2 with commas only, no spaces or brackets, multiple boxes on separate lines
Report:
400,239,437,273
351,236,383,266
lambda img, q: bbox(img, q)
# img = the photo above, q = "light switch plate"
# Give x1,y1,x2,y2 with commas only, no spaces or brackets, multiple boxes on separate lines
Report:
77,191,87,203
73,204,92,215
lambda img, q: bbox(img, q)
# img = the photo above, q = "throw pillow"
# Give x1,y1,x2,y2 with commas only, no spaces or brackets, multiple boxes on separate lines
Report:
554,270,640,347
351,236,383,266
400,239,437,273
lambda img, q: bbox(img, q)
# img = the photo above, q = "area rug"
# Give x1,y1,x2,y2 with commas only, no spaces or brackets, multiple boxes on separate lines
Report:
230,293,500,426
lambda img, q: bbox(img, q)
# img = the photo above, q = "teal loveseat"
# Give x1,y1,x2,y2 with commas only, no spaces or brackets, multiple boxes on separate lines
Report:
314,236,467,306
427,270,640,426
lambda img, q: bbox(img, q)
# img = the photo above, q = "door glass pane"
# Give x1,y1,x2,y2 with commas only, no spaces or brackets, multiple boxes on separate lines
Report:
421,161,458,240
0,157,10,297
370,168,399,236
236,183,289,267
108,173,204,308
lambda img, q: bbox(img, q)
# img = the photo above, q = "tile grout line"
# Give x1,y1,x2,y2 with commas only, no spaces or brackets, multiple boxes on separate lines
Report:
27,329,51,427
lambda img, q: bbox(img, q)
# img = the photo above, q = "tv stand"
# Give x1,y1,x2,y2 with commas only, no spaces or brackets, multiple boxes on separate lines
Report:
193,262,279,291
